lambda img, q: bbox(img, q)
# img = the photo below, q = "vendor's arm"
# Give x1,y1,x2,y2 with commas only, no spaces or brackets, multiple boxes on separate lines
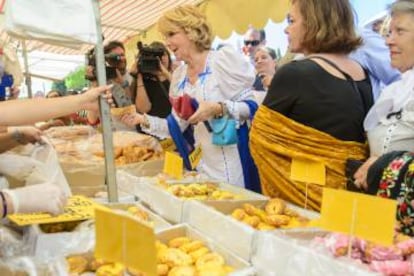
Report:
0,86,112,126
0,126,43,153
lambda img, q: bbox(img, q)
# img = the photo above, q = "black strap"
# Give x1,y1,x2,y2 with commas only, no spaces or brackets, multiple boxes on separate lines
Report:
309,56,369,116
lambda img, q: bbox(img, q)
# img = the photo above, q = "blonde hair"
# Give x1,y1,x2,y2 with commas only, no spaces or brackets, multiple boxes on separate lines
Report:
157,5,212,51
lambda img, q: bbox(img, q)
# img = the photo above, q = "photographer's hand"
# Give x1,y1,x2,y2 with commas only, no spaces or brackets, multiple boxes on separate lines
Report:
158,58,172,81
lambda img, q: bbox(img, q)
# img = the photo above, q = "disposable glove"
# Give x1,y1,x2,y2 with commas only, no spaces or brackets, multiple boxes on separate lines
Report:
3,183,67,215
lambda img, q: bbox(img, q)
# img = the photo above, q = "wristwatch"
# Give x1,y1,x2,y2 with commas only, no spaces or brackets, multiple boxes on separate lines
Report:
11,129,25,144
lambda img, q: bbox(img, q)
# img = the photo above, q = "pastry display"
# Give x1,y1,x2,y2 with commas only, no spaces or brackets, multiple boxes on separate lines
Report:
156,236,234,275
164,183,243,200
230,199,310,230
313,233,414,276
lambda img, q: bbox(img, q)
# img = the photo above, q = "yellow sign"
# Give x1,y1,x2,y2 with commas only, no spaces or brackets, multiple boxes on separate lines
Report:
94,208,157,276
320,188,397,246
160,138,176,152
290,158,326,186
8,196,107,226
189,146,202,170
163,151,183,179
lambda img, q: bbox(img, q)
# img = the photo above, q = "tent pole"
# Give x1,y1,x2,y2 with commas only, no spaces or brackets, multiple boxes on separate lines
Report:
21,40,32,98
92,0,118,202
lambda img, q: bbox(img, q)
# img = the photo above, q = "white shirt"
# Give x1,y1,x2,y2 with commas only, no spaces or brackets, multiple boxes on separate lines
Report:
365,68,414,156
144,46,255,187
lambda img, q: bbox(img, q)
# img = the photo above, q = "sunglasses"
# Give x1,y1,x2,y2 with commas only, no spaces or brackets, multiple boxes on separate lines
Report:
244,40,261,46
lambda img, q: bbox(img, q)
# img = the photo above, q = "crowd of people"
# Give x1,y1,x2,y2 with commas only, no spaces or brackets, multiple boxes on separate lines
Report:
1,0,414,237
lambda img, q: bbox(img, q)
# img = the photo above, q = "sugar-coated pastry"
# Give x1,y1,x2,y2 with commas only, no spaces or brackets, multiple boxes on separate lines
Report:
159,248,193,267
67,255,88,274
168,237,192,248
195,253,225,270
189,247,210,262
265,198,286,215
157,263,169,276
179,240,204,253
95,263,125,276
231,208,247,220
370,260,411,275
168,266,197,276
264,214,290,227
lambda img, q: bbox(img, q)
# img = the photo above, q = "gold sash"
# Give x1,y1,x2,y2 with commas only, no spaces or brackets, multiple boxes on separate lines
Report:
250,106,368,211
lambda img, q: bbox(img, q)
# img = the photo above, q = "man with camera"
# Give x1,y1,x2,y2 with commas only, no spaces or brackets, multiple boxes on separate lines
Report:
128,41,172,126
86,40,135,129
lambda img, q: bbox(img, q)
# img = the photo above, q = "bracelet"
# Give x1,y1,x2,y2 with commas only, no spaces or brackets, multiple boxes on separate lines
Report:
0,191,8,218
141,115,150,128
215,102,227,118
137,84,145,88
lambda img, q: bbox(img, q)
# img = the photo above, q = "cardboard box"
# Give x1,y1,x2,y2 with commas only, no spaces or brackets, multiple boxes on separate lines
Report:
156,224,254,275
182,200,319,261
104,202,171,232
25,202,171,259
251,230,379,276
123,178,268,223
64,159,163,197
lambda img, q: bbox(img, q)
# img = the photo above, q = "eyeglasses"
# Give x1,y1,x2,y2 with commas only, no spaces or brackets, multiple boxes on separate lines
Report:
244,40,261,46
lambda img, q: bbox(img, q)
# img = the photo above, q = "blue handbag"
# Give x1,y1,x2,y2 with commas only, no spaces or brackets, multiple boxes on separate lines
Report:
211,116,238,145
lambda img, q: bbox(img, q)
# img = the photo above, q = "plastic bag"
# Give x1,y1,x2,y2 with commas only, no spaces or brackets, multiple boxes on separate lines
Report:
0,141,71,195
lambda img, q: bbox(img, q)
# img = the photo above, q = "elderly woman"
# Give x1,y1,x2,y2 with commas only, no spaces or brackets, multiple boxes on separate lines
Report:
121,5,258,189
250,0,373,210
350,0,414,236
253,46,277,104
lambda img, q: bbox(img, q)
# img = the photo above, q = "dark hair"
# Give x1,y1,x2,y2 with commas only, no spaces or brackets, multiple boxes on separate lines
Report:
149,41,172,71
292,0,362,54
104,40,125,54
259,29,266,42
255,46,277,60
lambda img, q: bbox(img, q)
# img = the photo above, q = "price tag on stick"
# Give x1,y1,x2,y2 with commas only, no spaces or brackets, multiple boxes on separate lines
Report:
95,208,157,275
319,188,397,246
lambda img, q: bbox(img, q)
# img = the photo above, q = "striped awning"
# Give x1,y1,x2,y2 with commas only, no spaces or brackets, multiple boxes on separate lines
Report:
0,0,203,55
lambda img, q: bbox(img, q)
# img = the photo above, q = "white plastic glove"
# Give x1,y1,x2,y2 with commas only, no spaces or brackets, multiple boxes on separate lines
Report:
3,183,68,215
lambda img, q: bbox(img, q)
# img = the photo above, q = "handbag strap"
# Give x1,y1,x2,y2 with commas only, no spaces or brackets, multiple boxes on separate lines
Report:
309,56,369,115
243,100,258,119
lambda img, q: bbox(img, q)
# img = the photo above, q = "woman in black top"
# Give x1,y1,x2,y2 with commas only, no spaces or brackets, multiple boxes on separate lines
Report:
264,58,372,143
250,0,374,211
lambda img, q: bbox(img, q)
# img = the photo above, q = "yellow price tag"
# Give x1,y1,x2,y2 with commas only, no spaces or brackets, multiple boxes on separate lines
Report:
163,151,183,179
95,208,157,276
320,188,397,246
290,158,326,186
8,196,108,226
189,146,202,170
159,138,176,152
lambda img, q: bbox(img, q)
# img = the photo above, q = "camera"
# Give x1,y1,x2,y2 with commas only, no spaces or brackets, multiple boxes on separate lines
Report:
85,48,122,81
137,41,164,74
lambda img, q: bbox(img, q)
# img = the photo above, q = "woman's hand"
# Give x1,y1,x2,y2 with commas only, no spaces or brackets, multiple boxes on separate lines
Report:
9,126,43,145
80,85,114,111
353,156,379,190
188,101,221,124
121,113,144,127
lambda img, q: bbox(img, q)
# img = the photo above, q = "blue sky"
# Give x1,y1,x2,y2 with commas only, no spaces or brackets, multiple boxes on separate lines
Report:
351,0,393,25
